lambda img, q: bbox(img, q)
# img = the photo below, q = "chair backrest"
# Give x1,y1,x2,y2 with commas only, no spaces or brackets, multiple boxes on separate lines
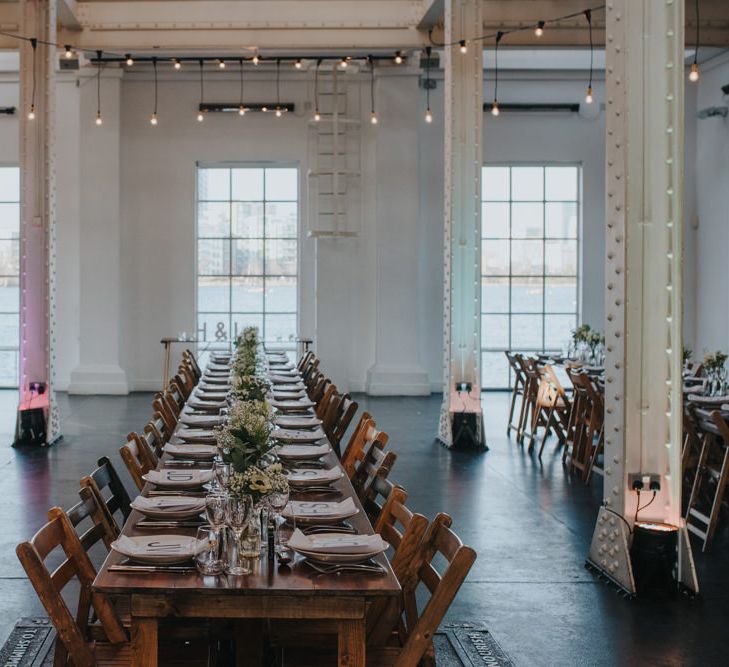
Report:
340,412,374,474
395,514,477,666
342,418,387,479
297,350,314,373
352,439,396,502
62,486,118,553
301,356,320,386
315,383,337,420
152,394,178,435
328,394,359,452
80,457,132,535
120,432,158,491
165,384,185,415
16,509,127,667
143,416,167,457
183,348,202,381
309,373,330,404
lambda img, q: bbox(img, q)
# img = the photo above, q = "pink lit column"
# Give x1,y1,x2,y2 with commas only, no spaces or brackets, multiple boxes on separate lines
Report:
17,0,59,442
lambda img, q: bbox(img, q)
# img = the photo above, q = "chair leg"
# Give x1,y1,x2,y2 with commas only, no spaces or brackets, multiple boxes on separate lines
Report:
702,447,729,551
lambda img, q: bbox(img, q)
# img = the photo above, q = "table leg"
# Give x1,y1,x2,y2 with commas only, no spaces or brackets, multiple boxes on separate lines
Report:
162,342,171,390
338,618,365,667
235,619,263,666
131,617,157,667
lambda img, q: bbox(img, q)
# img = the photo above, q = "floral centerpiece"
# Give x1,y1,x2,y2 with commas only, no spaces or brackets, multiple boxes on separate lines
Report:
570,325,604,364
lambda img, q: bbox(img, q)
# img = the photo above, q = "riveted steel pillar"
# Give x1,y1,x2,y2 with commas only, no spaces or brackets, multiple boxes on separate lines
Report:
438,0,485,449
588,0,696,593
16,0,59,444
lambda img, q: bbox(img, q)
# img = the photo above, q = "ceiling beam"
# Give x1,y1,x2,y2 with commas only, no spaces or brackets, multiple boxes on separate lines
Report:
417,0,444,31
58,0,81,32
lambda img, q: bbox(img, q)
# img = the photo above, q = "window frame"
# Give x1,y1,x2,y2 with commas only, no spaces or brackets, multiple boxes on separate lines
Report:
194,162,300,353
0,164,20,388
481,162,582,391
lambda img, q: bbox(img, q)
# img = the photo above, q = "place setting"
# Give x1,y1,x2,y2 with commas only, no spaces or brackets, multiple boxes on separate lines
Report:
272,426,327,443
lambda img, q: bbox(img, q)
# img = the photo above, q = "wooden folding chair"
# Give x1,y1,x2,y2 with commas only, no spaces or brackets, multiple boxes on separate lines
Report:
505,351,527,437
340,412,375,476
327,394,359,456
120,433,158,491
352,440,397,503
80,457,132,536
63,486,119,553
686,409,729,551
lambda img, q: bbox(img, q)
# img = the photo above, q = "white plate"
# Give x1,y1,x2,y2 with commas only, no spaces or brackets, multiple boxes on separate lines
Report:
275,444,330,460
273,390,307,400
275,416,323,429
164,443,217,460
179,413,223,428
177,428,217,444
142,469,213,489
270,399,316,412
282,498,358,524
186,398,225,412
286,467,343,487
131,495,206,519
111,534,204,564
273,427,326,444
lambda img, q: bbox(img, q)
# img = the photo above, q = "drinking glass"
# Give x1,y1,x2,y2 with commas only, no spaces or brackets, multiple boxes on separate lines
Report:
195,525,223,576
225,495,253,575
205,492,227,530
268,490,291,550
214,461,231,490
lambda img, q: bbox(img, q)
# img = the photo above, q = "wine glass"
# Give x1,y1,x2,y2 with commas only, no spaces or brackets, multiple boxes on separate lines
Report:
268,490,291,551
195,525,223,576
214,461,231,491
205,492,227,530
225,495,253,575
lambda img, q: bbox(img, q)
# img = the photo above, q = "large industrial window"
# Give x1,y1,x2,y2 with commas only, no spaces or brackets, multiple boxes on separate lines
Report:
0,167,19,387
481,165,580,390
196,165,298,354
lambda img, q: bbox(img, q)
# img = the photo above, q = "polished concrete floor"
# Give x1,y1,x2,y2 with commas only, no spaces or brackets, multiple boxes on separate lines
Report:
1,390,729,665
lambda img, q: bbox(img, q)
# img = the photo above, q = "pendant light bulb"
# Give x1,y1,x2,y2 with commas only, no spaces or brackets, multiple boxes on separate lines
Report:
64,45,73,59
238,105,246,116
95,111,102,126
394,51,403,65
535,21,545,37
125,54,134,66
689,62,700,82
150,112,158,125
425,108,433,123
275,106,282,118
491,101,500,117
314,109,321,122
262,105,268,112
459,40,467,54
295,59,302,69
252,54,259,66
197,111,204,122
27,105,35,120
218,59,226,69
585,86,593,104
173,58,181,70
370,110,378,125
340,57,348,69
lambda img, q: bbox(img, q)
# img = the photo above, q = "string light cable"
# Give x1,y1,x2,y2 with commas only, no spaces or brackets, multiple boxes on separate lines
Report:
27,38,36,119
313,58,322,122
369,55,377,125
585,9,594,103
689,0,700,82
238,58,246,115
150,57,158,125
424,46,433,123
491,32,503,117
95,50,102,125
197,59,205,122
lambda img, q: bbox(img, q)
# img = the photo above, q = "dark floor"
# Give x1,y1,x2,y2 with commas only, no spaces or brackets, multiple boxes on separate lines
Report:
2,390,729,666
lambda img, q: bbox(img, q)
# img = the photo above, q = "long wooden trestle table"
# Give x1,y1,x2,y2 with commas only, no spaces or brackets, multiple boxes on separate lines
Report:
92,362,400,667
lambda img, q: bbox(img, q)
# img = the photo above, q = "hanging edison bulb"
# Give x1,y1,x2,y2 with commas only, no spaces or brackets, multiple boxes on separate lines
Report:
27,104,35,120
150,112,158,125
535,21,545,37
295,59,302,69
275,106,282,118
252,54,259,66
370,110,378,124
314,109,321,122
425,107,433,123
491,100,500,117
64,45,73,59
394,51,403,65
197,110,204,122
340,57,348,69
459,40,467,54
585,86,593,104
218,59,226,69
173,58,181,70
238,105,246,116
95,111,102,126
689,62,700,82
125,54,134,66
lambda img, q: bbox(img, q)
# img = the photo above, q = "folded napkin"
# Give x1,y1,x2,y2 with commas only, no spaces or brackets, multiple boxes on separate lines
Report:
275,415,323,429
164,443,217,460
287,467,343,486
142,469,213,488
273,390,306,400
687,394,729,404
198,381,231,392
176,428,217,444
275,443,330,460
282,497,358,521
111,534,205,564
194,389,228,402
269,373,301,384
271,383,306,392
288,529,387,555
272,427,327,443
131,495,206,515
202,373,230,384
207,362,230,372
186,398,226,412
270,398,316,412
179,413,224,428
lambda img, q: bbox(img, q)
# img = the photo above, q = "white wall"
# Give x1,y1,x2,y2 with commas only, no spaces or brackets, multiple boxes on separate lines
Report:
1,61,715,394
693,54,729,357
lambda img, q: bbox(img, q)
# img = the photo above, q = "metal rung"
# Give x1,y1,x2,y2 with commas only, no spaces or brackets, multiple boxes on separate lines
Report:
686,522,708,539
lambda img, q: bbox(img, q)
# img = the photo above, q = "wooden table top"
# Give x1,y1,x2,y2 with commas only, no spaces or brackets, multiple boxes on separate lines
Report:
93,373,400,601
